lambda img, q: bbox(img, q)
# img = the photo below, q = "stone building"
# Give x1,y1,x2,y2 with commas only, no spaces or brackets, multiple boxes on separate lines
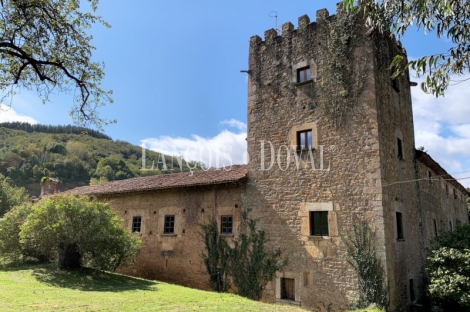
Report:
70,5,468,312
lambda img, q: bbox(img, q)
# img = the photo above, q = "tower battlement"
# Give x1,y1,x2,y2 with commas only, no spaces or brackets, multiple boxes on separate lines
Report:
250,4,345,45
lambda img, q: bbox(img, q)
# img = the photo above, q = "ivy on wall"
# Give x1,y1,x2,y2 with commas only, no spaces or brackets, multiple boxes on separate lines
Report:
319,9,368,128
201,210,287,300
343,218,389,309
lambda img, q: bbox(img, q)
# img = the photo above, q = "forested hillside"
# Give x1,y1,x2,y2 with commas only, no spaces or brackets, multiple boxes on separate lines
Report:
0,122,196,196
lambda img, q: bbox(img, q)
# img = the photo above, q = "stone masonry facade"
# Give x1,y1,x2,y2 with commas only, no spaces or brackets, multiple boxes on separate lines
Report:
70,5,468,312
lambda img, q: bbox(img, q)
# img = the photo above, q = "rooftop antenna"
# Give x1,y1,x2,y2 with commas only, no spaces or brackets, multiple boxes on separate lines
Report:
269,11,280,35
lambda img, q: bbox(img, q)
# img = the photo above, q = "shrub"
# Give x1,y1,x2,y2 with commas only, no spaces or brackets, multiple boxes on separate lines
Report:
426,223,470,308
0,174,29,217
0,203,34,261
19,195,141,271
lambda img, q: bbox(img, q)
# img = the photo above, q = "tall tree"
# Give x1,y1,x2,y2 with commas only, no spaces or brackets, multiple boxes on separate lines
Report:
343,0,470,97
0,0,112,128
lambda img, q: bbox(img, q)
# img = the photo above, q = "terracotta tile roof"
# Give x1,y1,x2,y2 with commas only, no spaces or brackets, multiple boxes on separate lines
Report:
69,165,247,196
416,150,467,194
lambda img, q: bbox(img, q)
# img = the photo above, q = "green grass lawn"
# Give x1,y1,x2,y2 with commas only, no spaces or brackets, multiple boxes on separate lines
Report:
0,262,307,311
0,261,383,312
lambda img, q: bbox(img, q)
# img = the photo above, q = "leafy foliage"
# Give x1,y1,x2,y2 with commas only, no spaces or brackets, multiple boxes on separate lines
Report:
344,0,470,97
426,223,470,308
0,173,29,217
19,195,141,271
0,122,112,140
0,202,32,261
344,219,388,309
200,219,231,292
201,211,287,300
94,155,134,181
0,0,112,128
319,6,367,128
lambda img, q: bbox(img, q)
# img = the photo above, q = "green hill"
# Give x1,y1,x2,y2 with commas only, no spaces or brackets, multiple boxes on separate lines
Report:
0,122,196,197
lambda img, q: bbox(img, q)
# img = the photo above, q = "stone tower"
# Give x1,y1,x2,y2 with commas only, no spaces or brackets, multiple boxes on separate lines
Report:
244,4,424,311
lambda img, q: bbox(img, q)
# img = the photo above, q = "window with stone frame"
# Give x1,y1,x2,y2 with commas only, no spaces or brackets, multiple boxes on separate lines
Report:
297,129,313,151
220,215,233,235
310,211,329,236
132,216,141,233
164,215,175,234
297,66,311,83
396,212,404,240
281,278,295,301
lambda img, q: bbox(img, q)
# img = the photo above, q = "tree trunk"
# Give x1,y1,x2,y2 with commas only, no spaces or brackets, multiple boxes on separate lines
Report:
59,243,81,270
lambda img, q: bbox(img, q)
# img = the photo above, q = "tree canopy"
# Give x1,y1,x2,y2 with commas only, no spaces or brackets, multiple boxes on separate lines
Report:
0,173,29,217
0,0,112,128
344,0,470,97
12,195,142,270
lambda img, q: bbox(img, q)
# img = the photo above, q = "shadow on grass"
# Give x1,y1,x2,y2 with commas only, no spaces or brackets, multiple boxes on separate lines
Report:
31,266,158,292
0,259,49,272
0,260,157,292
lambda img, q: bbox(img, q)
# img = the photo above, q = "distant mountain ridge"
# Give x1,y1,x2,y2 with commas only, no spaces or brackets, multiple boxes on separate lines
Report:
0,122,112,140
0,123,196,196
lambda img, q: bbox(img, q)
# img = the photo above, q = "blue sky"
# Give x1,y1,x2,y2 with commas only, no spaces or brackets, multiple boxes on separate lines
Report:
2,1,470,187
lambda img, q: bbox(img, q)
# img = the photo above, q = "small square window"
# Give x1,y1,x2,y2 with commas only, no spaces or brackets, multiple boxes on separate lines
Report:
310,211,329,236
397,137,403,160
396,212,404,240
297,67,311,83
221,215,233,234
281,278,295,301
132,216,142,233
164,215,175,234
297,130,313,151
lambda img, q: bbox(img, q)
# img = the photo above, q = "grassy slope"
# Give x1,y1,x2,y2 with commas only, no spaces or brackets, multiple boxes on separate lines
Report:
0,262,307,312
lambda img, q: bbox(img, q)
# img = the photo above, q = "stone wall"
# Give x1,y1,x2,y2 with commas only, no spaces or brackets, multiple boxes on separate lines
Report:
416,159,468,243
245,6,385,312
102,184,244,290
244,4,468,311
74,6,469,312
371,27,425,310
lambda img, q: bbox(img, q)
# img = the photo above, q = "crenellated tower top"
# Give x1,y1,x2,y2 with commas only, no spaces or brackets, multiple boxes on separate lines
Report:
249,4,349,45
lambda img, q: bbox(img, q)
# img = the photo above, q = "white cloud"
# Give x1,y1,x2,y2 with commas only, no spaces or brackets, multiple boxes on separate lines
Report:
220,119,247,132
0,104,37,124
411,75,470,188
141,120,247,169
